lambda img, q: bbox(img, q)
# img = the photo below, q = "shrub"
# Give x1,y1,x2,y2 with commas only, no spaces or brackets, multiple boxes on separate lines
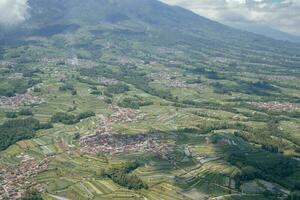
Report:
39,123,53,129
19,109,33,116
51,111,95,125
106,83,129,94
21,189,43,200
6,112,17,118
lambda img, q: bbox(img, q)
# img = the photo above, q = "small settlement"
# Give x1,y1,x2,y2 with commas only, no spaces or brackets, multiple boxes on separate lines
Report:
147,72,198,89
0,93,44,108
250,101,299,111
80,105,172,157
0,155,50,199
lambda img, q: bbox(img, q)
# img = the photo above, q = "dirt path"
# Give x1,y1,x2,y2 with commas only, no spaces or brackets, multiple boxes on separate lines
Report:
49,194,70,200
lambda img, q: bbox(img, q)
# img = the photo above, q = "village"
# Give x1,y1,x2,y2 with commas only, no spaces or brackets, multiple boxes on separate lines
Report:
0,93,44,108
80,105,172,157
250,101,299,111
0,155,50,199
147,72,197,89
80,133,171,157
39,57,97,69
98,77,119,86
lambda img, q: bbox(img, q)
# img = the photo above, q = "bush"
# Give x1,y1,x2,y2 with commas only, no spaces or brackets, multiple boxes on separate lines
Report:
51,111,95,125
59,83,74,91
51,112,78,125
102,161,148,190
6,112,17,118
39,123,53,129
71,90,77,95
33,87,41,92
238,166,260,181
288,192,300,200
19,109,33,116
74,132,81,140
21,189,43,200
118,97,153,109
77,111,95,120
106,83,129,94
90,90,102,95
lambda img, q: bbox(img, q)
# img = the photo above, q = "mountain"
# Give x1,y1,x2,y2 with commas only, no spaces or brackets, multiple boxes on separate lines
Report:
228,22,300,44
2,0,300,52
1,0,298,71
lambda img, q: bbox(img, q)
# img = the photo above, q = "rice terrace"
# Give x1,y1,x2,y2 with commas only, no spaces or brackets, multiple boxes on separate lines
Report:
1,0,300,199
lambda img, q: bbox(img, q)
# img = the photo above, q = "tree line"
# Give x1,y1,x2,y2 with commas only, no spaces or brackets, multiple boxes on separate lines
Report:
100,161,148,190
51,111,95,125
0,117,52,151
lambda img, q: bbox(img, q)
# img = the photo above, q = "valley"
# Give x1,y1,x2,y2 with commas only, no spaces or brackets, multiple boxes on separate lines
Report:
0,0,300,199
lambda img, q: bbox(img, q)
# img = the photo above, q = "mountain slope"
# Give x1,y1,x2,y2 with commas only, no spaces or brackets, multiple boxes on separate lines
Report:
228,23,300,44
2,0,299,51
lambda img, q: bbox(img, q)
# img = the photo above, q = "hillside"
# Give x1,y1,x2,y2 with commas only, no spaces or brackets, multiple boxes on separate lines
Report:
0,0,300,200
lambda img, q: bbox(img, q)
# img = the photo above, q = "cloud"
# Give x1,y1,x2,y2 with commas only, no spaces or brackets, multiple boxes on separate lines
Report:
0,0,30,26
160,0,300,36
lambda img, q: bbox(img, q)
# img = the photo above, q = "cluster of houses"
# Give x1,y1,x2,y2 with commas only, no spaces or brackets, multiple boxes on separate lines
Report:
40,57,97,68
0,93,44,108
147,72,195,89
0,155,49,199
167,80,198,89
98,77,119,86
66,57,98,68
261,75,298,82
109,105,146,123
80,132,171,157
250,101,299,111
0,61,15,68
147,72,175,81
79,105,171,157
90,106,145,136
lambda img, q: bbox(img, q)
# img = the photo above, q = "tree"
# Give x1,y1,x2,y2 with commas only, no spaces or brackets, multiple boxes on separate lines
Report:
74,132,81,140
21,189,43,200
6,112,17,118
19,109,33,116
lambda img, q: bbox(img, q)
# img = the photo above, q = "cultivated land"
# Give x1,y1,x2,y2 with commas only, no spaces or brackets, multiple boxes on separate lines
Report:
1,0,300,199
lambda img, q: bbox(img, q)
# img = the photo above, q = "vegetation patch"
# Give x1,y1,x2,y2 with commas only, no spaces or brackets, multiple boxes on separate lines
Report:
51,111,95,125
101,161,148,190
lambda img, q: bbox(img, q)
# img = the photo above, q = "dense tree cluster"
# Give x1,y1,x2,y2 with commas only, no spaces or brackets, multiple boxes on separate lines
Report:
21,189,43,200
51,111,95,125
59,83,77,95
101,161,148,190
212,80,278,96
233,119,296,153
0,78,38,97
117,97,153,109
77,77,99,86
19,109,33,116
5,112,17,118
39,122,54,130
226,146,296,188
105,83,129,95
0,118,40,151
288,192,300,200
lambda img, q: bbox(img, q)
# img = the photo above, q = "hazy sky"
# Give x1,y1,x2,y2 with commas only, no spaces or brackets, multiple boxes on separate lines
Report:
160,0,300,36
